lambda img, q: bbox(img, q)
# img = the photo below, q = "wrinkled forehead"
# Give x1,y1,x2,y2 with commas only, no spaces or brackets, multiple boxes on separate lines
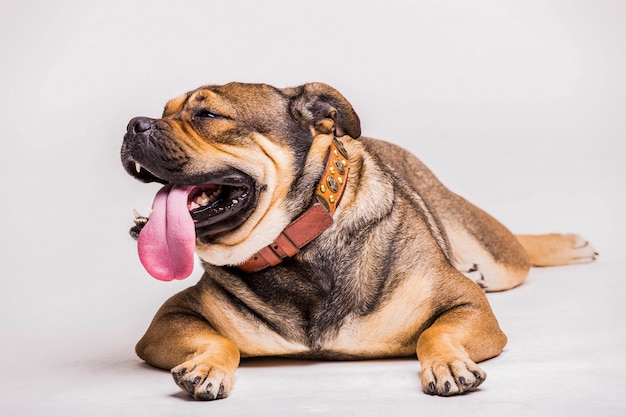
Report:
162,87,221,117
161,83,286,118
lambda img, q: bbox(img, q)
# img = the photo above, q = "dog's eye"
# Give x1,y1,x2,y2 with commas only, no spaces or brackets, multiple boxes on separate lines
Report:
193,109,220,120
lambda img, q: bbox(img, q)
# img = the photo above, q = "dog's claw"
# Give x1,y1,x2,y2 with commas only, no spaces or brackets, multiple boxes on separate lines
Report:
171,361,234,401
421,359,486,396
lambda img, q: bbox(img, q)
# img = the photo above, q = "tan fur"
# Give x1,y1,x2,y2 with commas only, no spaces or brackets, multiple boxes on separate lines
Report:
516,234,597,266
122,82,596,400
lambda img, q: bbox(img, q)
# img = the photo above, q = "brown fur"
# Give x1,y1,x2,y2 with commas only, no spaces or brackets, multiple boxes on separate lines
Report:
121,82,597,400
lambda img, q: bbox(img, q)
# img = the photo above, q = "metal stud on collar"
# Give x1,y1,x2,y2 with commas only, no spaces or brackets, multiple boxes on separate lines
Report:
315,138,350,214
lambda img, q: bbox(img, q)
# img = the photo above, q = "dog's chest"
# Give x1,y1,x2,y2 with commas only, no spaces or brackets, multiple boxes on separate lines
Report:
223,300,425,359
202,270,432,359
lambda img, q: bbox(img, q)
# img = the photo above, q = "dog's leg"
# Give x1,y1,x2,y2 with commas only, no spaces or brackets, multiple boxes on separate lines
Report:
360,139,532,292
439,198,597,290
445,207,532,292
417,278,507,396
135,290,240,400
515,233,597,266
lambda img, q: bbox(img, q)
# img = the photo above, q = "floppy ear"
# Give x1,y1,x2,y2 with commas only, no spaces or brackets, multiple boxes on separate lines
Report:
288,83,361,139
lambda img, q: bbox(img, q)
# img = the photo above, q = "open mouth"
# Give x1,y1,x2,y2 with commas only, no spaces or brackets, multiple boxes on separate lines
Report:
186,181,256,238
129,161,257,239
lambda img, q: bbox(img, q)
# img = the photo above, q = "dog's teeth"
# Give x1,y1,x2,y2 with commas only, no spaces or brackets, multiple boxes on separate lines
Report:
190,191,217,210
133,209,148,224
193,192,209,206
189,187,223,211
208,186,222,200
134,162,142,173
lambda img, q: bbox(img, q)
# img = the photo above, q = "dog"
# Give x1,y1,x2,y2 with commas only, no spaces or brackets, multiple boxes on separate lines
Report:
120,82,597,400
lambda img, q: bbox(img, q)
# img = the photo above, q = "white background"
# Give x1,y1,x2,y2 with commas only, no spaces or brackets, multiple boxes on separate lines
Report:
1,1,625,416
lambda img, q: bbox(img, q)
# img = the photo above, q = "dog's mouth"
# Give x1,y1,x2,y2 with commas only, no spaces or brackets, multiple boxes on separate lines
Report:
184,179,256,238
128,161,257,238
125,160,259,281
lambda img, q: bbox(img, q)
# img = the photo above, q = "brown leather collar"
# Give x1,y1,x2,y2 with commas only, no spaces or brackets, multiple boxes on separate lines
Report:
237,138,350,273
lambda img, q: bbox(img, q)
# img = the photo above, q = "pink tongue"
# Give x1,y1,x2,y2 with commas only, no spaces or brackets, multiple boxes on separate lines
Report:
137,184,196,281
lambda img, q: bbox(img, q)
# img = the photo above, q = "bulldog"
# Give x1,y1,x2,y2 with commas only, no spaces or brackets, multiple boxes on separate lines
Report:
120,82,596,400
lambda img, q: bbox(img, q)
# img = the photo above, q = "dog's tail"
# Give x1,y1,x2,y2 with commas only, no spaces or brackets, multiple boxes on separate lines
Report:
515,234,598,267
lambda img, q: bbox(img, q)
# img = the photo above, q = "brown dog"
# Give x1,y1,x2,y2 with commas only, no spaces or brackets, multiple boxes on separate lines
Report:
120,82,596,400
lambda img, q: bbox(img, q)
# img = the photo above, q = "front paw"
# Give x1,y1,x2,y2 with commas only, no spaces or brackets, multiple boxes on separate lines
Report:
171,360,235,400
420,359,486,396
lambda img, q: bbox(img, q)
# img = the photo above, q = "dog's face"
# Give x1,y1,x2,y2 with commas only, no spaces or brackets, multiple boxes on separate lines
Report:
121,82,360,272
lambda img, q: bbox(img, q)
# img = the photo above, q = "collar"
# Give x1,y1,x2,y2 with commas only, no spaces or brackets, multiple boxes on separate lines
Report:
237,138,350,273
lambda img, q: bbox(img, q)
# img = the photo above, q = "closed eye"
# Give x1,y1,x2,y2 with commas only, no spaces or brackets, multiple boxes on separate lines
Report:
193,109,222,120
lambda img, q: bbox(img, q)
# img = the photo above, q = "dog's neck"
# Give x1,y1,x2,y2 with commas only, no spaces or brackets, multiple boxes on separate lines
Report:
236,138,350,273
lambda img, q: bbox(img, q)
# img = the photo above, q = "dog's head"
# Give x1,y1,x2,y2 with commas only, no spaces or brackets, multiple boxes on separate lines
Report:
121,82,360,280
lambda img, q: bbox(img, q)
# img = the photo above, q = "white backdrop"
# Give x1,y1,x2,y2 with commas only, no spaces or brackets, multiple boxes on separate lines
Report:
1,1,625,416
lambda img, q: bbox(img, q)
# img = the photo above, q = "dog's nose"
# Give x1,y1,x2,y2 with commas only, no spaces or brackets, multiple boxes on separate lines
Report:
127,117,154,134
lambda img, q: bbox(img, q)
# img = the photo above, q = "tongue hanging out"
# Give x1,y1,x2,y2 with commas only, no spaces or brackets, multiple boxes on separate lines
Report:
135,172,256,281
137,184,197,281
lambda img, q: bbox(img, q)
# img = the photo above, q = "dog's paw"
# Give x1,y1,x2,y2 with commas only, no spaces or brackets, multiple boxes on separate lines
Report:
518,233,598,267
455,263,488,289
171,360,235,400
565,234,598,264
420,359,486,396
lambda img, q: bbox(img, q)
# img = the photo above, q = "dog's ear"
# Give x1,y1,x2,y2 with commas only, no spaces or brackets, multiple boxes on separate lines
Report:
288,83,361,139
